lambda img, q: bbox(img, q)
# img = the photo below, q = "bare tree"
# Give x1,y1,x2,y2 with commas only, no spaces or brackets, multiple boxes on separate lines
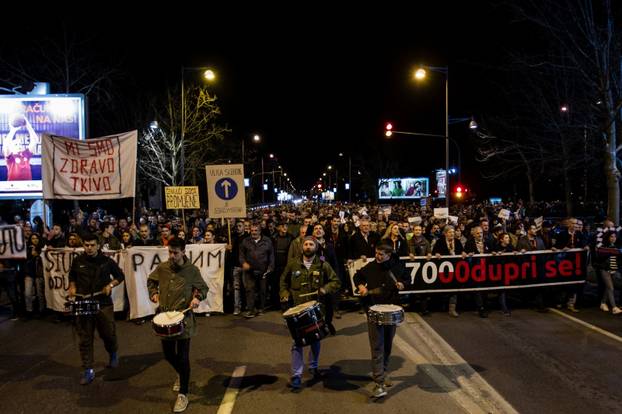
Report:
137,85,230,189
509,0,622,221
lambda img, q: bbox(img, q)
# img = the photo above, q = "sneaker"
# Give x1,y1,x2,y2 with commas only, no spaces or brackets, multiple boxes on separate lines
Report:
233,308,241,316
384,376,393,387
612,307,622,315
288,376,302,391
172,375,180,392
600,303,610,312
107,352,119,368
448,309,459,318
371,383,387,398
243,311,256,319
567,304,579,313
503,310,512,317
173,393,188,413
80,368,95,385
256,309,264,316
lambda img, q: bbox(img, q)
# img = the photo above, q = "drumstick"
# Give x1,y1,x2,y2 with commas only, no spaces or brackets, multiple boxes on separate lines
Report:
299,291,319,297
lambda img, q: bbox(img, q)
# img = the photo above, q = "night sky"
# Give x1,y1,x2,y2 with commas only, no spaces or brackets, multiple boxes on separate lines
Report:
1,2,522,196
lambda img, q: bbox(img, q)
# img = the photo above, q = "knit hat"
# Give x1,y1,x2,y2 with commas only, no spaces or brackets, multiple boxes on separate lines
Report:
302,235,319,249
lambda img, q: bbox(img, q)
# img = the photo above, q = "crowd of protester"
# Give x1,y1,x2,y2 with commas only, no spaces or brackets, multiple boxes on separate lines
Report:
1,198,621,323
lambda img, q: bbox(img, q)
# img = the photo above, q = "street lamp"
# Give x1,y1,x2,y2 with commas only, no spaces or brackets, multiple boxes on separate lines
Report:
181,66,216,185
414,65,449,208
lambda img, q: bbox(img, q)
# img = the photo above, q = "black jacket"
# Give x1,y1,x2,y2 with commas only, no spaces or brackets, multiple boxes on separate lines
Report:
68,251,125,306
353,254,405,309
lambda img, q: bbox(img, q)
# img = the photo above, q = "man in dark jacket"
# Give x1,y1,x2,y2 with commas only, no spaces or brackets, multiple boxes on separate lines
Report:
272,222,293,309
432,225,465,317
240,223,275,318
68,233,125,385
354,242,406,399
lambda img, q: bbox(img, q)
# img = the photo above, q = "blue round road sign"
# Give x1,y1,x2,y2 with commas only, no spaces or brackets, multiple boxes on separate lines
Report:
215,178,238,200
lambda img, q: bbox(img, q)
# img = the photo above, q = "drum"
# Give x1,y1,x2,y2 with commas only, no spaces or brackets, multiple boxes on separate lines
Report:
368,304,404,326
64,299,100,316
152,311,185,337
283,301,329,347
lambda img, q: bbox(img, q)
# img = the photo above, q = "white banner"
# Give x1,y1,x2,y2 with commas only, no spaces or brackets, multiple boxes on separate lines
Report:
41,248,125,312
346,257,373,295
125,244,226,319
0,225,26,259
42,130,137,199
41,244,225,318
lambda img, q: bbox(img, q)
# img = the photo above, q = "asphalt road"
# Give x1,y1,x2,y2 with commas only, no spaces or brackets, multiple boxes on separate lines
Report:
0,302,621,414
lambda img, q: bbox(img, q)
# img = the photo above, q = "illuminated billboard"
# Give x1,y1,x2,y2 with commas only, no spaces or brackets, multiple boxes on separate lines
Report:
0,94,86,199
378,177,429,200
435,169,447,198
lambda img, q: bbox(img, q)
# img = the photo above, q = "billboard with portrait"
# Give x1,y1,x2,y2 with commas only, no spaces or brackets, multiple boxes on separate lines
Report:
0,94,86,199
435,169,447,198
378,177,429,200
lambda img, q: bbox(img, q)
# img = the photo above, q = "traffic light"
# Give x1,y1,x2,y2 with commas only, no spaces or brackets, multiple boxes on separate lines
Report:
385,122,393,137
454,184,468,199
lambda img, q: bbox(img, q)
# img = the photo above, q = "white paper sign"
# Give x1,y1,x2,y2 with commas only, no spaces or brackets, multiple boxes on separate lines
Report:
434,208,449,219
498,209,511,220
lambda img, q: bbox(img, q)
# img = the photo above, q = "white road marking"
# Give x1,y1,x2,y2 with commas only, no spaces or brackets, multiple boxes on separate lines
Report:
549,308,622,344
217,365,247,414
396,313,519,414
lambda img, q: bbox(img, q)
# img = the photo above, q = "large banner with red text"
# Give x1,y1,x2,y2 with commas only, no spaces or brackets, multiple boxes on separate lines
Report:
41,131,137,199
348,249,587,294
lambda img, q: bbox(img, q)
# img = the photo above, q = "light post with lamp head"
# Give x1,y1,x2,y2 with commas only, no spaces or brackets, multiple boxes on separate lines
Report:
414,66,449,208
180,66,215,185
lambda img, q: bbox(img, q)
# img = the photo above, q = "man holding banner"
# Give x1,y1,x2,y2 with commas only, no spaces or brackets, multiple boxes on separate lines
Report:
68,233,125,385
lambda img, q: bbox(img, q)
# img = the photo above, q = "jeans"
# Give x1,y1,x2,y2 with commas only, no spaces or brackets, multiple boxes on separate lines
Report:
162,338,191,394
233,267,243,312
244,270,267,313
367,320,396,385
600,270,619,307
291,341,320,378
24,277,45,313
75,305,117,369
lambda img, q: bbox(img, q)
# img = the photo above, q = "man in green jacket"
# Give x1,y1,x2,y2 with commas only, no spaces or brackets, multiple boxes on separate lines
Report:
148,237,208,413
280,236,340,391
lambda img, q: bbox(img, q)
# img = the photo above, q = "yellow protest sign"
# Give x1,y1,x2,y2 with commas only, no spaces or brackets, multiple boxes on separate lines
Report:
164,186,200,209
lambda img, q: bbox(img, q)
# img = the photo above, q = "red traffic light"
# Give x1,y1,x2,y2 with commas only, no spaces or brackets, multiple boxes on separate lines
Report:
456,186,462,193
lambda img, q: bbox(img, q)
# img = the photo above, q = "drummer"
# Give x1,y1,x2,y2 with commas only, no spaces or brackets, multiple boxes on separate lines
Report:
354,241,406,399
279,235,340,391
68,233,125,385
148,237,208,413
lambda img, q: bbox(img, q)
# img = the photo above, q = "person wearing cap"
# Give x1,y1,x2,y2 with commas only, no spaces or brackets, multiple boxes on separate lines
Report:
280,235,340,391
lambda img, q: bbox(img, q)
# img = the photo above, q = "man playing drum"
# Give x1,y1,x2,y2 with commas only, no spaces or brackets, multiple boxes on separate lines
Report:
354,241,406,399
148,237,208,413
279,236,340,391
68,233,125,385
